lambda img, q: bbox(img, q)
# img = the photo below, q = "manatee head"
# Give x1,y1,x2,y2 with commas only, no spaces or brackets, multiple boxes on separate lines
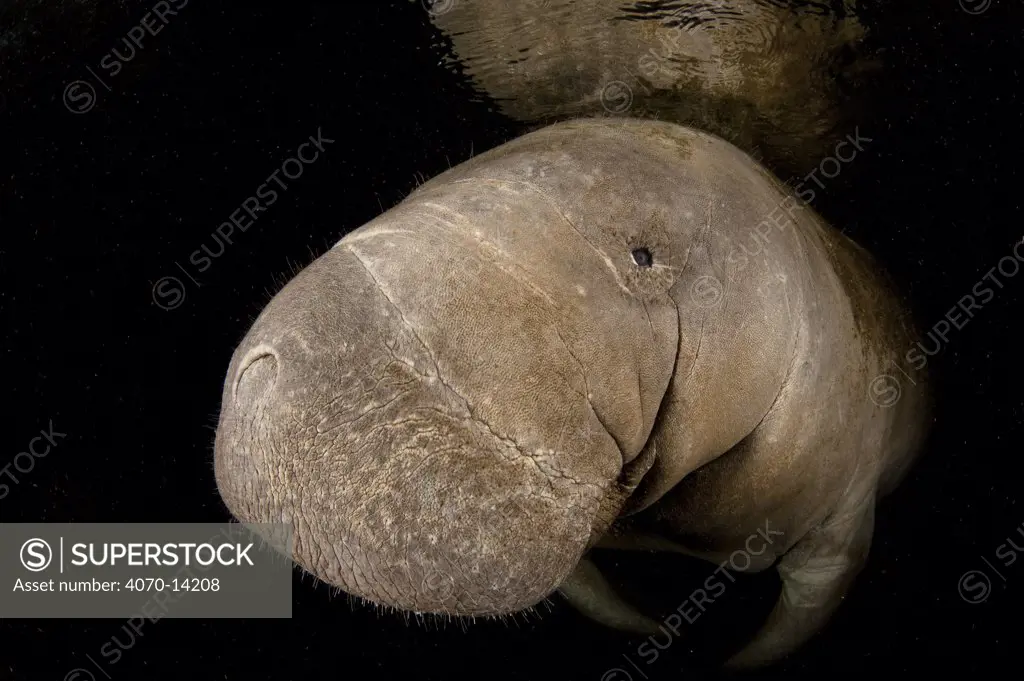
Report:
213,119,694,616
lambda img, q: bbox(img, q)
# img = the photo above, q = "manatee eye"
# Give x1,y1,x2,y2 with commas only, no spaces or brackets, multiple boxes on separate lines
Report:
631,247,653,268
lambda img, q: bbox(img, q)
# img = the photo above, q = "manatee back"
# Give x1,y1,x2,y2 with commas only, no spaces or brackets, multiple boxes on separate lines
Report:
428,0,877,177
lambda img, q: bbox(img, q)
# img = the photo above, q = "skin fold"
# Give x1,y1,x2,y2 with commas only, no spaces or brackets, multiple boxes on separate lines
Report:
214,118,930,668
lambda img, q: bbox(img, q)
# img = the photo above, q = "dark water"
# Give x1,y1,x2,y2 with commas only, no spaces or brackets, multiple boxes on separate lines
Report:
2,0,1022,679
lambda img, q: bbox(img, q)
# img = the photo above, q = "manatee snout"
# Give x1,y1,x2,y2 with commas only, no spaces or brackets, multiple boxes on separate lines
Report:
233,352,278,403
213,204,637,615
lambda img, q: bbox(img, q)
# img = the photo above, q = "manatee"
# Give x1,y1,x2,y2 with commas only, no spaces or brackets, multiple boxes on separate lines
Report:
214,116,930,668
426,0,879,178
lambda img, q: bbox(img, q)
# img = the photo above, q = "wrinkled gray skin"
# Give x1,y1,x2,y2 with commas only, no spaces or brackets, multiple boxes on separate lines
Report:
215,117,929,668
215,0,926,669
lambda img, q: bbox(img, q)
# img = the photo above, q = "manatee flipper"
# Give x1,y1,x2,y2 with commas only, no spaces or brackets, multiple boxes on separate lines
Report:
725,491,877,669
558,555,661,635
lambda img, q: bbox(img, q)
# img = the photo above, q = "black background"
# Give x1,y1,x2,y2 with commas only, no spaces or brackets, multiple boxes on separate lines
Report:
2,0,1022,679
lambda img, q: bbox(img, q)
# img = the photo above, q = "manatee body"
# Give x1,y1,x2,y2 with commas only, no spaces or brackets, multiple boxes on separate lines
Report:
427,0,877,178
214,117,929,667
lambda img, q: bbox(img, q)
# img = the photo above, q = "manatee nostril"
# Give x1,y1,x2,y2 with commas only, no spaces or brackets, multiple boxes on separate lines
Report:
234,350,279,404
631,247,653,268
